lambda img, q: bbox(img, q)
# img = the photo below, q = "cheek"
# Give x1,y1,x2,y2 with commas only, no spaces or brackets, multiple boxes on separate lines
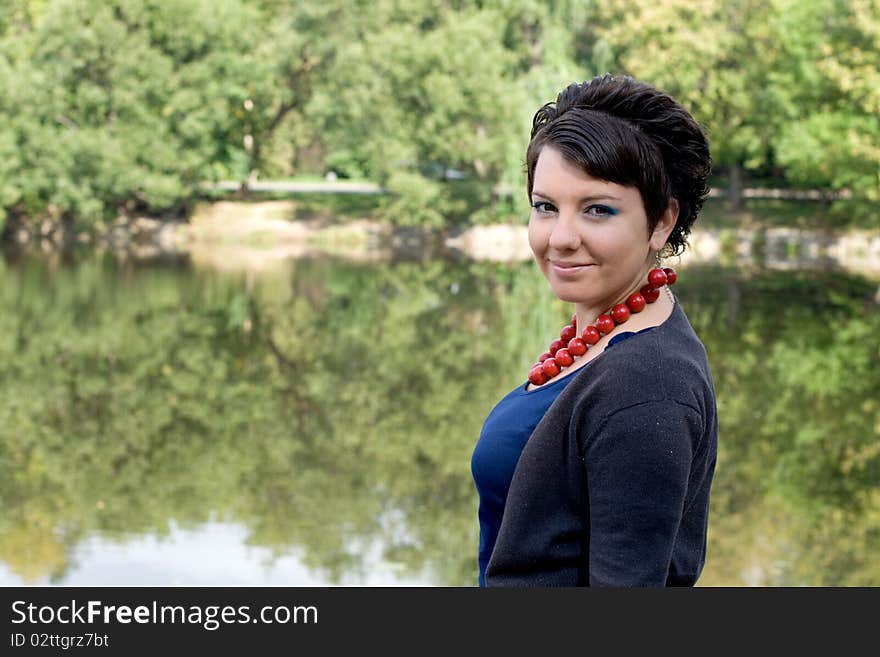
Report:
527,220,545,256
593,225,636,259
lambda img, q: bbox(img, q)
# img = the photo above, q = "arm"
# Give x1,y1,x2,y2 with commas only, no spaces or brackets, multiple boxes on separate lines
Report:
583,400,701,586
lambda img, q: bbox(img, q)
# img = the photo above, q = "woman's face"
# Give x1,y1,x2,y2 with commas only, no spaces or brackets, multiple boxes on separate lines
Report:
527,145,672,313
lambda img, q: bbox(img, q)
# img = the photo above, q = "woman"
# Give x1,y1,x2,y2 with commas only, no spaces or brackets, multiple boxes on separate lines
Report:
470,74,718,587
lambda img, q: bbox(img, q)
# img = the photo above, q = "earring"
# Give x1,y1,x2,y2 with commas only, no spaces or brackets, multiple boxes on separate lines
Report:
655,250,676,306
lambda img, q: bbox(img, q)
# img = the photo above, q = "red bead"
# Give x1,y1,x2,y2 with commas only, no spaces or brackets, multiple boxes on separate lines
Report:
549,339,565,355
567,337,587,356
560,325,576,342
648,267,668,287
581,325,600,345
663,267,677,285
595,314,615,335
528,366,549,386
626,292,646,313
555,348,574,367
541,358,560,377
640,284,660,303
571,312,578,326
611,303,631,324
538,351,552,362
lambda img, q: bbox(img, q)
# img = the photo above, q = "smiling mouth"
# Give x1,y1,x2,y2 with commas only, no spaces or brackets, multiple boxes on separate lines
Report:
550,263,594,278
551,262,594,269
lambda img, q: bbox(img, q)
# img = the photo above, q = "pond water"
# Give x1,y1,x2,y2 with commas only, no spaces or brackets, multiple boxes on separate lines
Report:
1,240,878,586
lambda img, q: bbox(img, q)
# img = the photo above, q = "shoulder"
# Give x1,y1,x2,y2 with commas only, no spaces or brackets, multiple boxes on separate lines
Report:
555,303,716,451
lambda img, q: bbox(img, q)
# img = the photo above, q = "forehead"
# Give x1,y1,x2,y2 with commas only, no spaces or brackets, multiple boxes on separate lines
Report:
532,146,637,202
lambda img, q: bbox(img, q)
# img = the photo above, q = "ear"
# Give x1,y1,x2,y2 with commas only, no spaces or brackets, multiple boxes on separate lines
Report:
649,199,679,251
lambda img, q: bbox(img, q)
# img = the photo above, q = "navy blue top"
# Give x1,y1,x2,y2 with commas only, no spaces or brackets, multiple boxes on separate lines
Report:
471,327,657,587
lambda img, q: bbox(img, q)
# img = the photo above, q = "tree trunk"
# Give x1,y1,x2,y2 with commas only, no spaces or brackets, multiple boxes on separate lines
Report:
728,163,744,212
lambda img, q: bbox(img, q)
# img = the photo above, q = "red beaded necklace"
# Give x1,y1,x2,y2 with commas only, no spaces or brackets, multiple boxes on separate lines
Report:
527,266,678,387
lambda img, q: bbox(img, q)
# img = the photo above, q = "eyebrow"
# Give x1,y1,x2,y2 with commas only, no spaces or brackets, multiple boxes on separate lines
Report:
531,191,623,203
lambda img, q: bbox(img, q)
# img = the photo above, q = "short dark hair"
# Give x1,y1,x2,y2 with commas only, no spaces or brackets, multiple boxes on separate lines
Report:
525,74,711,256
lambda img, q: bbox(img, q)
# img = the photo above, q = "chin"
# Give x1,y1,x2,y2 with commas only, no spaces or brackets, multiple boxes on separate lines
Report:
547,284,585,303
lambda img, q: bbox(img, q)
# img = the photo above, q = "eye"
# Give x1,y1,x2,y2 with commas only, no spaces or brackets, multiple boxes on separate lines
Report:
585,204,619,218
530,201,556,214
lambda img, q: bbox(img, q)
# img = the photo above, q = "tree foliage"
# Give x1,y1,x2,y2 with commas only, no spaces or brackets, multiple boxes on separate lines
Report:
1,0,878,231
0,0,276,225
593,0,880,202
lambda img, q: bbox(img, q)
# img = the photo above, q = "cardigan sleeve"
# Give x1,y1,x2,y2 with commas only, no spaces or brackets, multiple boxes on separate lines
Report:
583,399,702,586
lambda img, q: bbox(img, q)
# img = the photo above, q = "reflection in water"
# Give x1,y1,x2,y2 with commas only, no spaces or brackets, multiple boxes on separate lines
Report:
1,248,878,586
0,522,430,586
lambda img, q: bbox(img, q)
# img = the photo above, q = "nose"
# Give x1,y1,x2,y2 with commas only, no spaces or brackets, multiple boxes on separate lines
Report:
547,210,581,252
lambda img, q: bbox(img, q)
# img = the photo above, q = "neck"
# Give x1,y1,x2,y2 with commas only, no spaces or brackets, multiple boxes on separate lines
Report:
575,286,674,341
573,261,656,331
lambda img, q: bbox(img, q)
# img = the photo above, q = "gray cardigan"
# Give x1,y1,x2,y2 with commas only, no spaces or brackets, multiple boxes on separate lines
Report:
485,300,718,586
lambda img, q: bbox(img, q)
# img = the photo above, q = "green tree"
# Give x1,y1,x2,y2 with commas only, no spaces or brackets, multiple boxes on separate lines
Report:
593,0,784,208
0,0,277,231
308,5,526,227
773,0,880,201
592,0,880,208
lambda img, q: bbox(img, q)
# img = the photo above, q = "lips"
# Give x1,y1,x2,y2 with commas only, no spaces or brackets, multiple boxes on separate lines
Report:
550,261,594,277
552,261,592,268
